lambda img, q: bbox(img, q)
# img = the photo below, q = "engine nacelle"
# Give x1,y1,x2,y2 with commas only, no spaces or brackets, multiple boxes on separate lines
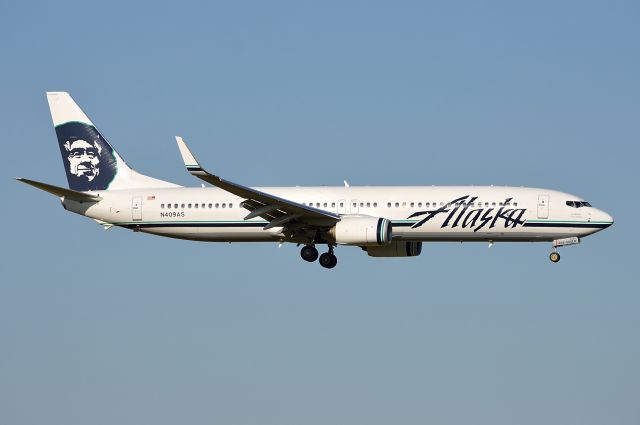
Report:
365,241,422,257
329,215,392,246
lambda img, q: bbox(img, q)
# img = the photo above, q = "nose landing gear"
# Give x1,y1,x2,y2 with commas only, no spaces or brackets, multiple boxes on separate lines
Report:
549,237,580,263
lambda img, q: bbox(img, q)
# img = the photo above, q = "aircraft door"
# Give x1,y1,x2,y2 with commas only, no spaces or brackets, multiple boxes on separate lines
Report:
537,195,549,219
132,196,142,221
350,199,359,214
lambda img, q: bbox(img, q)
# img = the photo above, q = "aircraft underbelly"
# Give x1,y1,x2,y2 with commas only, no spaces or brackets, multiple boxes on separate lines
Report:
141,226,279,242
139,225,584,243
393,227,582,242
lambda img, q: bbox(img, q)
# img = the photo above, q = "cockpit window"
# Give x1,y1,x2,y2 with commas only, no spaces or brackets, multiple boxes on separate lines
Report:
566,201,592,208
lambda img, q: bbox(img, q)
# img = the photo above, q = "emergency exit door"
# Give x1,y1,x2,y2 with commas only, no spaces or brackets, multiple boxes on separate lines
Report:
537,195,549,219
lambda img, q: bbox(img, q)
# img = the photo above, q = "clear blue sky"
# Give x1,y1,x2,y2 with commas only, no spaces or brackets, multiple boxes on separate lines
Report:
1,1,638,424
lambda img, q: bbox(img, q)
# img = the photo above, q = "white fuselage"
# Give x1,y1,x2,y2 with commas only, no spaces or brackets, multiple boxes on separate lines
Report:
63,185,613,243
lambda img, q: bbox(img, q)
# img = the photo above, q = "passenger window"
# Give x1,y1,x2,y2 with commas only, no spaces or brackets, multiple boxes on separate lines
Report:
373,202,377,207
208,203,212,208
340,202,344,208
395,202,399,208
388,202,392,208
195,203,198,208
229,203,233,208
161,203,164,209
324,202,328,207
332,202,336,208
366,202,370,207
360,202,364,207
167,204,171,209
410,202,414,207
188,203,192,208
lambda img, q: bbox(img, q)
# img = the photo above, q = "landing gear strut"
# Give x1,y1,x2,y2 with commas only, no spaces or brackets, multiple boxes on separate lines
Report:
319,246,338,269
549,237,579,263
300,245,319,262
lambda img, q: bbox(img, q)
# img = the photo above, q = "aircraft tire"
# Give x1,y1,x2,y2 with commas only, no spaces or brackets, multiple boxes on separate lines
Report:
319,252,337,269
549,252,561,263
301,245,319,262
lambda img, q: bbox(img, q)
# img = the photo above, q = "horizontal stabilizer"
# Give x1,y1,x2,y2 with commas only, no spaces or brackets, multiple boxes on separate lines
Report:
16,178,102,202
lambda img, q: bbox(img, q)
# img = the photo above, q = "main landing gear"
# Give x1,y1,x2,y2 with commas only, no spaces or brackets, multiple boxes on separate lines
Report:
300,245,337,269
300,245,319,262
549,251,561,263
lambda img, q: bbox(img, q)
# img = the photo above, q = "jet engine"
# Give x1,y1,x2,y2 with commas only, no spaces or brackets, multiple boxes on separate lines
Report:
364,241,422,257
328,215,392,246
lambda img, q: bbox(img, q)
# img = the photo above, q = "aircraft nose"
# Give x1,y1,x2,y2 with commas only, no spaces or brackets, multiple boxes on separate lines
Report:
597,209,614,228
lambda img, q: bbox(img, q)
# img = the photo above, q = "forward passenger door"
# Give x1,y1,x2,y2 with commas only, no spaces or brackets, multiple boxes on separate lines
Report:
537,195,549,219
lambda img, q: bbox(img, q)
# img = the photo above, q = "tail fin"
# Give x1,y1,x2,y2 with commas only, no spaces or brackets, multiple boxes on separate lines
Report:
47,92,178,191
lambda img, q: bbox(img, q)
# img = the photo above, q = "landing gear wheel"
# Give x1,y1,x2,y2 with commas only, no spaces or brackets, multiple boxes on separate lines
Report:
319,252,338,269
300,245,319,262
549,251,561,263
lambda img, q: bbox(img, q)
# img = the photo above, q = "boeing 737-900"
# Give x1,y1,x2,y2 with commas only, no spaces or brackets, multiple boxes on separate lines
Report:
17,92,613,268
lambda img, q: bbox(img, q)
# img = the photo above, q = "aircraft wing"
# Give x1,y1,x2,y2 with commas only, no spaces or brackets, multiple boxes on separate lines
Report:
175,137,340,231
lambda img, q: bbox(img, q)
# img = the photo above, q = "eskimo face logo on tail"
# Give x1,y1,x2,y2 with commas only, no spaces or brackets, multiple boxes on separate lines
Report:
55,122,117,191
64,139,101,181
408,195,527,232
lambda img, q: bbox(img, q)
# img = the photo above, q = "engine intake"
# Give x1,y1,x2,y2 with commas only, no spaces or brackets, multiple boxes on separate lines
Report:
329,215,392,246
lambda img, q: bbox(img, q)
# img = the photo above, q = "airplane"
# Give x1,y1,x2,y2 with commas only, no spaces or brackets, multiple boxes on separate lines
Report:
17,92,613,269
